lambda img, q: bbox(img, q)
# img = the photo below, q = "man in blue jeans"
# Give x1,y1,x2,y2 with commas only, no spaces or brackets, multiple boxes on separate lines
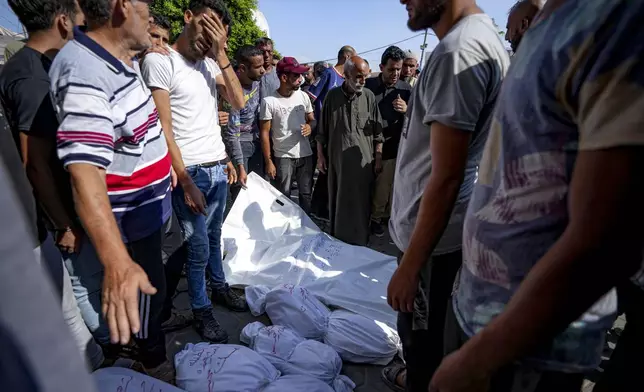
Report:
142,0,246,343
224,45,266,200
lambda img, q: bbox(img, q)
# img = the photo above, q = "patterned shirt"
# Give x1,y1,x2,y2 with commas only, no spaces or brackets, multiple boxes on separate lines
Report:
225,81,260,166
454,0,644,372
307,66,344,121
50,28,171,243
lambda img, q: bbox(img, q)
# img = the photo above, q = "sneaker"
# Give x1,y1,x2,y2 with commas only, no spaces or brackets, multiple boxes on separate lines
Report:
144,360,176,385
212,286,248,312
193,308,228,343
371,220,385,237
161,310,194,333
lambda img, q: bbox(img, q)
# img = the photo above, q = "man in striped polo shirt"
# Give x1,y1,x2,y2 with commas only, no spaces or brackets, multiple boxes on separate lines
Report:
49,0,173,378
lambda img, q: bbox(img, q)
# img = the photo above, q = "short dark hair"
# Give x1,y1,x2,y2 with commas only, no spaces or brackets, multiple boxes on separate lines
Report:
9,0,77,32
78,0,111,26
188,0,231,25
313,61,327,77
337,45,355,61
380,46,406,66
150,12,171,31
255,37,273,48
235,45,262,66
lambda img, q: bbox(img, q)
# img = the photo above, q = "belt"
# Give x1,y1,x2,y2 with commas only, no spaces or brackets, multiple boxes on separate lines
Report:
199,158,230,168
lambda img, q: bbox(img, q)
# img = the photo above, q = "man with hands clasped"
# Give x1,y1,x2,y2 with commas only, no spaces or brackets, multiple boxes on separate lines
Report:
365,46,412,238
259,57,315,213
141,0,246,344
316,56,384,247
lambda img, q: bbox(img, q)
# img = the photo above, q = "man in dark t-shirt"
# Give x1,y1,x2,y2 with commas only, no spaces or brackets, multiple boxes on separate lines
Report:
364,46,411,237
0,0,107,370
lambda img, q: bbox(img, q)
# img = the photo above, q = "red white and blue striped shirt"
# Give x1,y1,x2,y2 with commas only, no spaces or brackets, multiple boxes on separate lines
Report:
49,28,171,243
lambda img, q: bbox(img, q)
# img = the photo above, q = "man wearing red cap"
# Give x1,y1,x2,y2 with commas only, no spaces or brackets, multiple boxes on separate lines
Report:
259,57,315,212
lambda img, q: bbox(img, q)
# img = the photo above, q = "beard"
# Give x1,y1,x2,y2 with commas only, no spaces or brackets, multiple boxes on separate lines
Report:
408,0,447,31
347,79,364,93
188,37,208,60
510,36,522,53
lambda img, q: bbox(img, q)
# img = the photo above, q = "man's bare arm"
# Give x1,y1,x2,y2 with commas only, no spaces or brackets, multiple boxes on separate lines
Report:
401,123,469,271
68,163,156,344
215,62,244,110
260,119,272,163
387,122,470,313
68,164,128,263
151,89,190,185
151,88,206,215
461,148,644,374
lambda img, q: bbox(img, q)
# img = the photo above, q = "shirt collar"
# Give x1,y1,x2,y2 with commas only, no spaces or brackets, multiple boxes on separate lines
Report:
73,27,137,77
379,74,403,89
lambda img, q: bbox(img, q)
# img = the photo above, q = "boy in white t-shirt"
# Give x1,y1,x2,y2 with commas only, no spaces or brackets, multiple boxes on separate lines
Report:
141,0,246,344
259,57,315,213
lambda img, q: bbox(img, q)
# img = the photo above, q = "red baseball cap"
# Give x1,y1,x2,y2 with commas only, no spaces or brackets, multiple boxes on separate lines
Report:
276,57,310,74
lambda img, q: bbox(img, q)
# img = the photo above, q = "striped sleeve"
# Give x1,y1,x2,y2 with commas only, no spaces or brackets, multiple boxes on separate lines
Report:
55,85,114,169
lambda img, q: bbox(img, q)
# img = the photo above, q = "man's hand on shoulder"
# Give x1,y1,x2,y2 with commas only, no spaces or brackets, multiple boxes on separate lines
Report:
140,45,170,59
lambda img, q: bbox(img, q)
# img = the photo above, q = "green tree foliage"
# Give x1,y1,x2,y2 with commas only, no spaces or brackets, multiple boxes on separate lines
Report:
150,0,270,57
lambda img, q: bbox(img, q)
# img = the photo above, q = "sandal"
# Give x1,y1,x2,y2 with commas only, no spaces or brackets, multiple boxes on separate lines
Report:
381,362,406,392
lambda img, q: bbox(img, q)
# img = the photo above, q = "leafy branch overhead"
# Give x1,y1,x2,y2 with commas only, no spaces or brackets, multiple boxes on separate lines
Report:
150,0,272,57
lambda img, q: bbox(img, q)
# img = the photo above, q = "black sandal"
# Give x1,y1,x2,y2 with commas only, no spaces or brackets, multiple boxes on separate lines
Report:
381,363,406,392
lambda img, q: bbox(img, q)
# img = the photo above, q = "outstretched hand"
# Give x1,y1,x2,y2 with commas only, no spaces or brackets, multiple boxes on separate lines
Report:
102,260,157,345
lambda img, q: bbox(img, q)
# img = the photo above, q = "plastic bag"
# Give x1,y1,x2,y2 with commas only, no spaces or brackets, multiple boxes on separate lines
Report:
241,322,355,392
259,284,332,339
240,321,303,358
262,375,335,392
324,310,400,365
245,285,271,316
174,343,279,392
93,367,186,392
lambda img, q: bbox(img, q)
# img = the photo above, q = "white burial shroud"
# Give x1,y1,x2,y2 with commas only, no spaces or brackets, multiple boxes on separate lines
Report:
222,172,398,329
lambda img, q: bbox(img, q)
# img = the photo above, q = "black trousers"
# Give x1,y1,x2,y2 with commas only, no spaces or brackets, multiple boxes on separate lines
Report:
593,281,644,392
310,142,329,220
161,211,187,322
273,155,313,213
398,250,462,392
129,227,167,368
443,301,584,392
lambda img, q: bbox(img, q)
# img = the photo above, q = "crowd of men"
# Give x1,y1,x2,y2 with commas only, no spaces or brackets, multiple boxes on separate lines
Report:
0,0,642,391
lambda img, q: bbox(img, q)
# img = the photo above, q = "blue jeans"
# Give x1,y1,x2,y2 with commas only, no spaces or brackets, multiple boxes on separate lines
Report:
172,163,228,311
37,235,104,369
62,238,110,345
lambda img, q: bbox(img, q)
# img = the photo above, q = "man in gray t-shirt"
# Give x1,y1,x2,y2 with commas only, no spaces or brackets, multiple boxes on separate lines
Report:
382,3,509,391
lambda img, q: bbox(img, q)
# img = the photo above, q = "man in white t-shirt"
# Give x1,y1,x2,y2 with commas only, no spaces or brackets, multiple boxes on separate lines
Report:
259,57,315,213
141,0,246,344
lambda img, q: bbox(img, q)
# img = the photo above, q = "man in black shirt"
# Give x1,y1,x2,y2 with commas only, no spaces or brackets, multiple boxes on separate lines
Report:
365,46,412,237
0,0,105,370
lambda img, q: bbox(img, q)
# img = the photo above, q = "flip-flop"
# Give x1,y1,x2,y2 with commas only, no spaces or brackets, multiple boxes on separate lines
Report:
381,363,406,392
